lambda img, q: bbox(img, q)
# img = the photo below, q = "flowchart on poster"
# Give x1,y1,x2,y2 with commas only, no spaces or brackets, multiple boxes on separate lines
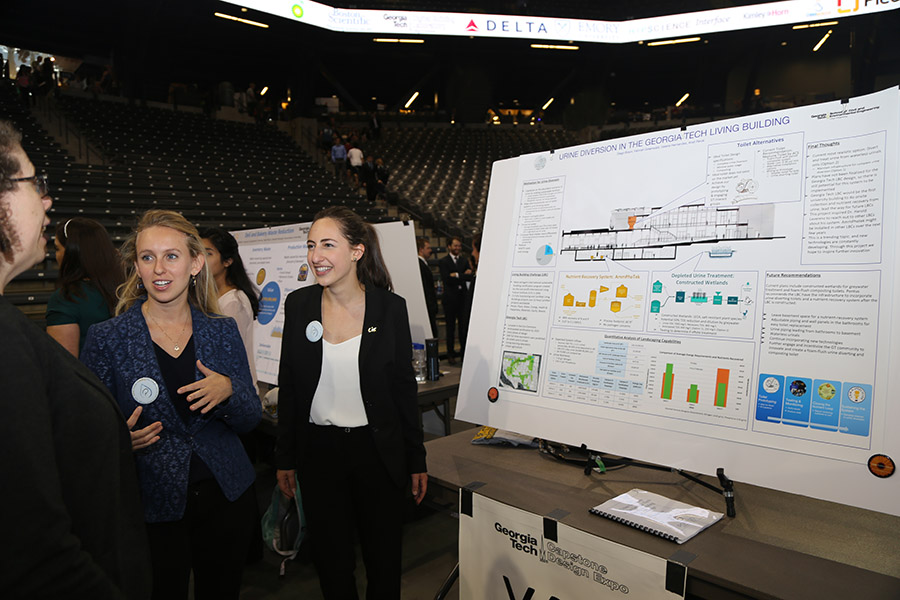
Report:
458,87,900,516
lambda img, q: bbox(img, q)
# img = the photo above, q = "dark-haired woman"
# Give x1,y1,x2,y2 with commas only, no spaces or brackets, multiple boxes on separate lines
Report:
0,119,151,598
200,227,259,387
46,217,124,357
276,207,427,599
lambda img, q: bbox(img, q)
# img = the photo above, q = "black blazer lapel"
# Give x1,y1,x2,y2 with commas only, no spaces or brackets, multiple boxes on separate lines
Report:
359,287,385,380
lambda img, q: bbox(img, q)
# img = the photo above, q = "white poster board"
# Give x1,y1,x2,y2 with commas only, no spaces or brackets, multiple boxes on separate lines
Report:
457,87,900,516
459,491,677,599
232,219,430,384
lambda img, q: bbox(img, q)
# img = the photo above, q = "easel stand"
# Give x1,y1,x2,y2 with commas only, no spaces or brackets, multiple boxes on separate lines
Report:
580,444,737,517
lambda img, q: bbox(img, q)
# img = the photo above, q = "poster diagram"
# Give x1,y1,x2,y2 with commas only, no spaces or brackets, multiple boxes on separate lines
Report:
458,88,900,516
561,203,777,262
554,271,646,331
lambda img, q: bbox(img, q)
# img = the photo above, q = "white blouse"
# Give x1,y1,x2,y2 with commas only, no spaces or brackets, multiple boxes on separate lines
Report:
309,334,368,427
218,289,257,387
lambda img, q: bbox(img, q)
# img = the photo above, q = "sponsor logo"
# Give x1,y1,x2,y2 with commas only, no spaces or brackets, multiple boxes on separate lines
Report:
328,9,367,27
838,0,859,12
466,19,478,32
291,3,303,18
384,14,408,28
486,19,549,34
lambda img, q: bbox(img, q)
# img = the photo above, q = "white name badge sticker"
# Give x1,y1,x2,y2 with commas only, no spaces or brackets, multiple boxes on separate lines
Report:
306,320,324,342
132,377,160,405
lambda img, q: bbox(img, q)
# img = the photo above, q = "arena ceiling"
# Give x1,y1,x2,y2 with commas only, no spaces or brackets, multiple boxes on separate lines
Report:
1,1,898,119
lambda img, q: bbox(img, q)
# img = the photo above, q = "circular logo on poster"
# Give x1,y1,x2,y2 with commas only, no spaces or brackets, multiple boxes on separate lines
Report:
534,155,547,170
292,4,304,18
258,281,281,325
762,376,780,393
817,382,836,400
847,386,866,403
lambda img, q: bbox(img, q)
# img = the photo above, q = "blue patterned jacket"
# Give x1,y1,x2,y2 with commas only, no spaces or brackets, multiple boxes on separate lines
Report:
81,298,261,523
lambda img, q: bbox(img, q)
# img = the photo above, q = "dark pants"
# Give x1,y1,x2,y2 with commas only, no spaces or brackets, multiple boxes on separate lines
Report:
443,295,468,359
333,159,346,181
365,182,378,203
300,425,406,600
146,479,257,600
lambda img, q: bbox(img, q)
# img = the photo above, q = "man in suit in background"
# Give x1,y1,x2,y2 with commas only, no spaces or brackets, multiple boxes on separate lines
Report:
438,237,472,364
417,237,438,339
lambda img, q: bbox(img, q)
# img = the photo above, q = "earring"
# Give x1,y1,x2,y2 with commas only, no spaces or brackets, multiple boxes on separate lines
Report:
191,274,197,287
137,279,144,290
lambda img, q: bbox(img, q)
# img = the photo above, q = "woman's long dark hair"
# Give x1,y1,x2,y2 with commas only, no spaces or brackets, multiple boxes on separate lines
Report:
313,206,392,291
55,217,124,313
199,226,260,318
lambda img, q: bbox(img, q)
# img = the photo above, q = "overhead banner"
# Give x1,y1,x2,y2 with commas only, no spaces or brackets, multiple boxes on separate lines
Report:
457,87,900,516
224,0,900,44
233,220,430,384
459,491,678,599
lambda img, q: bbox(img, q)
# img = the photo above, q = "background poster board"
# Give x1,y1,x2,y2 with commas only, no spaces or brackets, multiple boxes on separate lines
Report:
233,219,430,384
457,87,900,516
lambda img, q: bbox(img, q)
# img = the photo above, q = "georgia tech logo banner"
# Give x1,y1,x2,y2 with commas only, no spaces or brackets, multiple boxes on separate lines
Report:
459,492,677,599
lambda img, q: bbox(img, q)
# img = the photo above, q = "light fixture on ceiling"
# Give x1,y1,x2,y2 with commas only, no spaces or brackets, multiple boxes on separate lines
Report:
792,21,838,30
542,97,554,110
404,91,420,109
260,86,268,96
646,36,701,47
213,12,269,28
373,38,424,44
813,30,832,52
675,93,690,107
531,44,579,51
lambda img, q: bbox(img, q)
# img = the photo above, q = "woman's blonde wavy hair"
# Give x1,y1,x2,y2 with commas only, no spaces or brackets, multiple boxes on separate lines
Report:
116,209,220,316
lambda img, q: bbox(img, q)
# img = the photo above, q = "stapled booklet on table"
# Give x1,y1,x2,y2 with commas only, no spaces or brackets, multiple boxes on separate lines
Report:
589,488,724,544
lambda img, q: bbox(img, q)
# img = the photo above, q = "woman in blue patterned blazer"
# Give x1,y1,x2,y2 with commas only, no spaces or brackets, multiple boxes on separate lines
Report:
82,210,261,600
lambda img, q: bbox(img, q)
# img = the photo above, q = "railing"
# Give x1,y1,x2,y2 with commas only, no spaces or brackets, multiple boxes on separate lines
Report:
38,95,108,165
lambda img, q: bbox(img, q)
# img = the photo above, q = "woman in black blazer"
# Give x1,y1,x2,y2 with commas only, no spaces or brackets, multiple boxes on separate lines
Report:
276,207,427,600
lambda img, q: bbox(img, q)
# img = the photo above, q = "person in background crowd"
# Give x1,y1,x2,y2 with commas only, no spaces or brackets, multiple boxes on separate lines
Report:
417,236,438,338
277,206,427,600
0,119,152,598
466,233,481,324
331,135,348,182
375,157,390,198
347,142,364,187
46,217,124,357
199,227,259,389
368,111,381,140
438,236,472,364
360,154,379,203
81,209,261,600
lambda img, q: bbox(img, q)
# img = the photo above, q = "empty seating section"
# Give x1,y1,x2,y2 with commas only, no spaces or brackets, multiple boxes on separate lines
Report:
52,94,383,241
3,79,578,321
368,127,578,234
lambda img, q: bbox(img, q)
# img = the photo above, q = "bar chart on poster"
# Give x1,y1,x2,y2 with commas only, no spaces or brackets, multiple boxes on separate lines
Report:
458,87,900,516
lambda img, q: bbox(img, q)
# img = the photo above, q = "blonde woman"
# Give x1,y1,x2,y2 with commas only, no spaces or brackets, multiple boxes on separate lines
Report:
81,209,260,600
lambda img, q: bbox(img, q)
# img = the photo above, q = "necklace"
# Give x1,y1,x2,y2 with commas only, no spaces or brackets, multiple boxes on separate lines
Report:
146,309,189,352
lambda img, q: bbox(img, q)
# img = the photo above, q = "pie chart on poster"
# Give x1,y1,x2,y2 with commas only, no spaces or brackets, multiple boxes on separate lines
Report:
535,244,554,266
